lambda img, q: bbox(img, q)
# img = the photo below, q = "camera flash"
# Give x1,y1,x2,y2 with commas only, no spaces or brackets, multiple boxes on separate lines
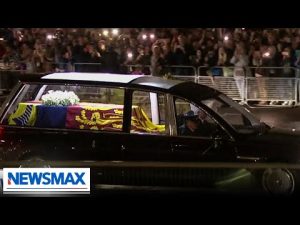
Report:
127,52,133,58
103,30,109,36
112,29,119,36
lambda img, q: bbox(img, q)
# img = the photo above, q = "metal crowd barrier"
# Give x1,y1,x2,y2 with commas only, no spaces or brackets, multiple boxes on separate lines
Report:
1,64,300,105
197,66,300,104
163,65,197,76
197,76,299,104
122,65,151,75
248,66,299,78
246,77,297,104
172,75,197,83
51,63,74,72
198,66,300,78
197,76,244,101
198,66,236,77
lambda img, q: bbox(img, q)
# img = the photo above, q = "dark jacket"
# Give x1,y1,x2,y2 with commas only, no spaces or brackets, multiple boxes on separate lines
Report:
179,120,215,137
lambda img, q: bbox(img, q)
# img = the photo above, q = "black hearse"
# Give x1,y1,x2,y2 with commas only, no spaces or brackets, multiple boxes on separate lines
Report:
0,73,299,195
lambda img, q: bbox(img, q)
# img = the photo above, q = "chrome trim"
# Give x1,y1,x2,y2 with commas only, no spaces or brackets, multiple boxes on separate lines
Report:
34,84,47,101
236,156,261,161
2,160,300,169
166,94,177,136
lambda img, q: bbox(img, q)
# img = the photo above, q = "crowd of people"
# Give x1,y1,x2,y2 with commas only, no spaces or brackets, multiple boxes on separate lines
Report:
1,28,300,77
1,28,300,106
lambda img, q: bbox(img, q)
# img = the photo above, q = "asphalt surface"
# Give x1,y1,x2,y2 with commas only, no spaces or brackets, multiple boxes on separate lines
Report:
246,104,300,130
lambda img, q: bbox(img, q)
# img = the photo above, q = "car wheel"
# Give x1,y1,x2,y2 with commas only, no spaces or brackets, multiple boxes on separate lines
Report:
262,168,296,195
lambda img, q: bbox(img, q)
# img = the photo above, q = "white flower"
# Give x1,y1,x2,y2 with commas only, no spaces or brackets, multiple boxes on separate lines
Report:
41,90,80,106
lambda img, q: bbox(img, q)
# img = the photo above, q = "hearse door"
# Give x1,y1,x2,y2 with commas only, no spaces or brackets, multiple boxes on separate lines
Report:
169,136,216,161
169,97,236,161
163,97,236,188
117,90,172,187
123,91,168,159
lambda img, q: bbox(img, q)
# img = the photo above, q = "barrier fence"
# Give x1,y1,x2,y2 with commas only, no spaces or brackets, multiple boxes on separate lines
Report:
196,76,299,104
197,76,244,101
245,77,297,103
172,75,197,83
1,65,300,105
198,66,300,78
1,61,299,76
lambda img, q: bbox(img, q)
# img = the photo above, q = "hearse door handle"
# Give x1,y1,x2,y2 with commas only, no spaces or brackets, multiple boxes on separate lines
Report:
92,140,96,149
173,144,188,148
172,143,189,151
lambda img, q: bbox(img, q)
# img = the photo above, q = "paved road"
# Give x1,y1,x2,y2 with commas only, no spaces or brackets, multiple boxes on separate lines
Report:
247,105,300,131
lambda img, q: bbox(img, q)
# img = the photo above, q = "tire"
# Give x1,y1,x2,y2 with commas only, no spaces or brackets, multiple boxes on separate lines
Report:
261,168,297,196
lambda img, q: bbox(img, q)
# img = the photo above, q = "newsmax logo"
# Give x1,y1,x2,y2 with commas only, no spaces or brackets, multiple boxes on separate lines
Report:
3,168,90,192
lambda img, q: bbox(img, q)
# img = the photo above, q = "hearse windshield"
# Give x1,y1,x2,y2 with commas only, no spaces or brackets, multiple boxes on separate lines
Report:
201,94,261,134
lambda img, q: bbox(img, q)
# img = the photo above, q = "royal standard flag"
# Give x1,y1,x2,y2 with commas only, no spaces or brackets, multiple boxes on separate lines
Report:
66,104,124,131
8,102,38,126
35,105,68,128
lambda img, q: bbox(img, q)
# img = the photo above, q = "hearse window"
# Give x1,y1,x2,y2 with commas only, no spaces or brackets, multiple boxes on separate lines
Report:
130,90,166,135
3,83,126,132
174,98,218,138
201,95,259,133
42,85,124,105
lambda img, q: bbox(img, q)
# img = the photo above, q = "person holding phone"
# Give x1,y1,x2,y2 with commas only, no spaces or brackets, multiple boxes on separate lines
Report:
281,47,293,77
150,45,164,76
